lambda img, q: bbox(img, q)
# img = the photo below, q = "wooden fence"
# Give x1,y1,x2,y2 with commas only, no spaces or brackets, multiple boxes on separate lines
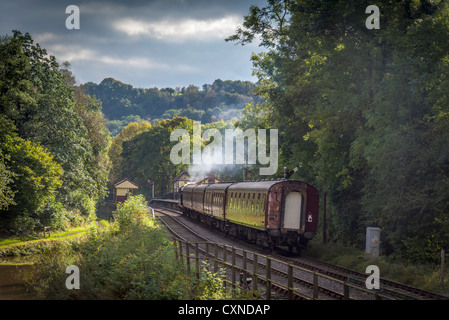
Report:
172,239,386,300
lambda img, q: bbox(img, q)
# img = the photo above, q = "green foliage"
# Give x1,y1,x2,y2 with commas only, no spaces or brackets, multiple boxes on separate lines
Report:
0,148,16,211
112,195,151,231
230,0,449,262
118,117,192,198
108,121,151,185
306,239,446,293
0,30,111,235
82,77,259,131
114,117,250,197
0,133,63,234
28,196,243,299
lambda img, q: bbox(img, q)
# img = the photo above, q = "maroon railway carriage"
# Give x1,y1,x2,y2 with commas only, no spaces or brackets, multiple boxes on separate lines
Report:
180,180,319,253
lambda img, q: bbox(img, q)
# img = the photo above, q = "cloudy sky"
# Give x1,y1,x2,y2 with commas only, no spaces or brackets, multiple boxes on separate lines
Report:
0,0,265,88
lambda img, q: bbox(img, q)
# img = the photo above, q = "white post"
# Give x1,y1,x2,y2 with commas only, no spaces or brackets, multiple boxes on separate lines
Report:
147,206,155,219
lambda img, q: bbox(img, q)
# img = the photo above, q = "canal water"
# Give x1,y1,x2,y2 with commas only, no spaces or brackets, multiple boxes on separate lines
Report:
0,257,38,300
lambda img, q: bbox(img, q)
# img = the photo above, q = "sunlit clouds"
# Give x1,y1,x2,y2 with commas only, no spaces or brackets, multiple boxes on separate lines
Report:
113,15,243,42
0,0,264,88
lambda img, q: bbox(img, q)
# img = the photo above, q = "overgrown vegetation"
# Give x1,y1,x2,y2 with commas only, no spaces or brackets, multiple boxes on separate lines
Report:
27,195,250,299
229,0,449,264
0,31,111,235
306,238,446,294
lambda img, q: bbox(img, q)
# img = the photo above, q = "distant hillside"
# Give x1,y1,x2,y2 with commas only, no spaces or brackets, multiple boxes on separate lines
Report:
81,78,261,136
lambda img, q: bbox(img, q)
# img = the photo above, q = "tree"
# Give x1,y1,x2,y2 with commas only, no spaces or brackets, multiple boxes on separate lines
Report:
0,150,16,211
0,30,112,233
229,0,449,261
119,117,192,198
0,132,63,234
108,121,152,185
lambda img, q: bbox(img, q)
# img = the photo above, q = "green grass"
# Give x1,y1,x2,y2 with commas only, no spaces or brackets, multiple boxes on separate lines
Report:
305,238,449,295
0,220,110,259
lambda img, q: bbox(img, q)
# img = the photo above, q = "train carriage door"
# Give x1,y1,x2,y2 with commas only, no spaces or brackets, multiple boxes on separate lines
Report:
284,191,303,230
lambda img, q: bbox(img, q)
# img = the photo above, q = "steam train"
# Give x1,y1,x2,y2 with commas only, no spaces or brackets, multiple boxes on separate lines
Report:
179,179,319,253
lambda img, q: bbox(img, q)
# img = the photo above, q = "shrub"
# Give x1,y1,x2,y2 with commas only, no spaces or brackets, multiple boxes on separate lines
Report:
111,194,151,231
28,195,245,299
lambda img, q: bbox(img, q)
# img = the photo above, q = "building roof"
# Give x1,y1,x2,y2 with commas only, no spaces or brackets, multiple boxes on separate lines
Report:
114,179,139,189
197,177,222,184
173,170,190,182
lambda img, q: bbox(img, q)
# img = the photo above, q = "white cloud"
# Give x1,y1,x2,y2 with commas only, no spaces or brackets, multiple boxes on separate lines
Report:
34,32,57,44
46,44,168,71
113,15,242,42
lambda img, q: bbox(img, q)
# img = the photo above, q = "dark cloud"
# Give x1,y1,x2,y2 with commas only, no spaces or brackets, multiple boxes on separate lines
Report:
0,0,265,88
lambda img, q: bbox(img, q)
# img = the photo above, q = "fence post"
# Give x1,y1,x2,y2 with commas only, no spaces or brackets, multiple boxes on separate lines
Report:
242,250,248,289
232,247,236,290
253,253,258,293
288,264,293,300
266,257,271,300
173,240,178,261
214,243,218,273
344,282,350,300
223,245,227,269
179,241,184,266
313,272,319,299
195,243,199,280
186,243,190,274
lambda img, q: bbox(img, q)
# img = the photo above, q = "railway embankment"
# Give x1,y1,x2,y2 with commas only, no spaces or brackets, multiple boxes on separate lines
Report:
305,239,449,296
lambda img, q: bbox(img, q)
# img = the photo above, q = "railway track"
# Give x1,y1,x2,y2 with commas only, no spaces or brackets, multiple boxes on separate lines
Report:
296,255,449,300
150,203,449,300
154,207,341,300
153,207,371,299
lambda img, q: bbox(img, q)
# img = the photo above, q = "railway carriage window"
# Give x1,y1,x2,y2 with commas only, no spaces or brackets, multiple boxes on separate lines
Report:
249,194,251,210
234,193,237,209
230,193,233,209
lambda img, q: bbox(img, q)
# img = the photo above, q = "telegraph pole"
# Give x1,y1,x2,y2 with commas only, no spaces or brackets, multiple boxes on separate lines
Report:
147,179,154,198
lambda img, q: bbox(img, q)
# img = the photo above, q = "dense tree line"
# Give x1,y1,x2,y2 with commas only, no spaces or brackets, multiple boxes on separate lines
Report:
228,0,449,263
0,31,111,235
109,118,251,200
82,78,261,135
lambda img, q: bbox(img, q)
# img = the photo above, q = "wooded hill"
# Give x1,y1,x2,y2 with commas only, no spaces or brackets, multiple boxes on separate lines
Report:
81,78,261,136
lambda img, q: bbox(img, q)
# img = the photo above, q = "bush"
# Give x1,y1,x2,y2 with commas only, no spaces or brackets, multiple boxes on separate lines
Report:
28,195,244,299
112,194,150,231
